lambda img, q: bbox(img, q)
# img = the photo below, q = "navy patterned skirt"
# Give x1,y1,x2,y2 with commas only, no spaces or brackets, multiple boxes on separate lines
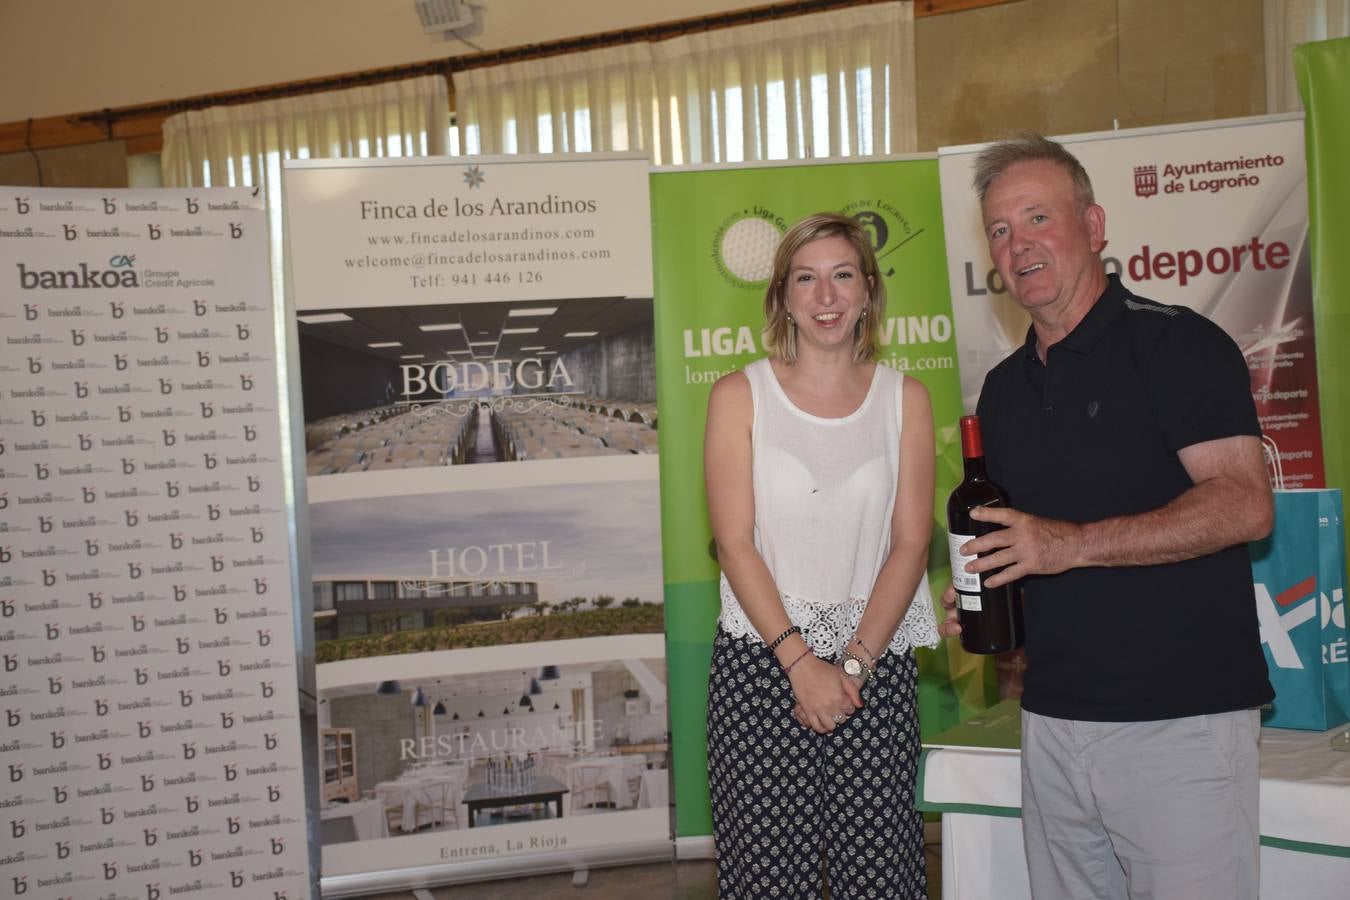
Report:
707,628,926,899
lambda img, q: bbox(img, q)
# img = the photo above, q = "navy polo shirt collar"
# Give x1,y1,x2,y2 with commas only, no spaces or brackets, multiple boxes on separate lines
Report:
1019,272,1129,361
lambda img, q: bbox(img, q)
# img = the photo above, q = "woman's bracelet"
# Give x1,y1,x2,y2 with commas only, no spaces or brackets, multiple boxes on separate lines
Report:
767,625,801,651
783,647,813,674
851,636,878,664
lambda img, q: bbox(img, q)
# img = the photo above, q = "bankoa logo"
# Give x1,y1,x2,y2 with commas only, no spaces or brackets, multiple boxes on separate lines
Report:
17,259,139,290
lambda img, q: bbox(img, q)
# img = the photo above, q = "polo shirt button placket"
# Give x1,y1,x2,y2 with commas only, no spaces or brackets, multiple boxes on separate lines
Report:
1041,352,1055,414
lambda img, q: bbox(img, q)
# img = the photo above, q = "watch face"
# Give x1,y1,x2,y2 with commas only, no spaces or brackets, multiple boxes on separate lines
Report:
843,657,862,676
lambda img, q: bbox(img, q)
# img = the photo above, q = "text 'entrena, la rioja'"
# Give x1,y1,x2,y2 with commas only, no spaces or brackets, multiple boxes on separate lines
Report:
946,415,1024,655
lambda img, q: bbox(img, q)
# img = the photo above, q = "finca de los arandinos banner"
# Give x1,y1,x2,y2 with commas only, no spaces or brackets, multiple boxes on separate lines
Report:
283,154,670,892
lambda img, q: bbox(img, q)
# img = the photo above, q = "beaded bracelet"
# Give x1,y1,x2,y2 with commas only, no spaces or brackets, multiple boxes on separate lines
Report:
783,647,813,674
767,625,801,651
852,636,878,664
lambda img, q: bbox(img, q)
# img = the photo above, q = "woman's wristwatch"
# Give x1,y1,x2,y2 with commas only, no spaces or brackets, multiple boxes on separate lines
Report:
839,648,874,684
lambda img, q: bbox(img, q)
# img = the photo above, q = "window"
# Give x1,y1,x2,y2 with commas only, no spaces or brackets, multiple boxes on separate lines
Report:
334,582,368,604
453,5,914,164
162,76,449,304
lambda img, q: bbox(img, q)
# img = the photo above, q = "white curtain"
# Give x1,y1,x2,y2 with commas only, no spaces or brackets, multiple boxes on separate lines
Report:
454,2,915,163
455,43,657,156
161,75,449,296
1265,0,1350,111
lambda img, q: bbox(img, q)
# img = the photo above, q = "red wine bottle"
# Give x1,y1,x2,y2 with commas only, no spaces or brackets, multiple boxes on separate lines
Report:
946,415,1024,655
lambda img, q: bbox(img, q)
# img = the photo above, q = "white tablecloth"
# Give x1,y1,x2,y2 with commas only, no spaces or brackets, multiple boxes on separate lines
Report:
921,722,1350,900
637,768,669,809
374,770,466,833
319,797,389,841
567,756,638,809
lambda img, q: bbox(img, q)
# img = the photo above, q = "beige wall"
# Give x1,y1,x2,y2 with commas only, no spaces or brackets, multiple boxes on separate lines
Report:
916,0,1266,149
0,0,755,122
0,0,1267,150
0,141,128,188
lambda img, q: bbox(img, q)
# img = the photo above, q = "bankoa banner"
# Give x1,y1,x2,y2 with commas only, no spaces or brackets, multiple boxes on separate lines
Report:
0,187,311,899
283,154,670,890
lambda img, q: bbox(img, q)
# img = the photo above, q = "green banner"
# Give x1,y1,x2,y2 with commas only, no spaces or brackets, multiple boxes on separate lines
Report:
1296,38,1350,507
651,159,996,838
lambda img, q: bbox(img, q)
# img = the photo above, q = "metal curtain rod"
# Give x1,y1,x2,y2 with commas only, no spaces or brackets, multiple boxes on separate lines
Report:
72,0,887,130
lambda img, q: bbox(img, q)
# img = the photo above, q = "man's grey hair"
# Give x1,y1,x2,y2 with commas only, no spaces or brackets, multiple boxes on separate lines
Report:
972,133,1096,210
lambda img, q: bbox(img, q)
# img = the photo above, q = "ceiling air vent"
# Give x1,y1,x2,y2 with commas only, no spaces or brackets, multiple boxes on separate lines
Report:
415,0,475,35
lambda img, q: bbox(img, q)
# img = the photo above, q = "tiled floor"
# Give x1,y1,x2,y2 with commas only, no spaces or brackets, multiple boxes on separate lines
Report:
354,830,941,899
361,860,718,900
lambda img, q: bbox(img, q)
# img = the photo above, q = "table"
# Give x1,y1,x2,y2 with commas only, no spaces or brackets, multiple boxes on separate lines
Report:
319,797,389,842
461,774,569,828
918,700,1350,900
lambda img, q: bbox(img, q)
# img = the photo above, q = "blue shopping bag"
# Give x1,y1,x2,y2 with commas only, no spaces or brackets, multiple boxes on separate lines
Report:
1250,489,1350,730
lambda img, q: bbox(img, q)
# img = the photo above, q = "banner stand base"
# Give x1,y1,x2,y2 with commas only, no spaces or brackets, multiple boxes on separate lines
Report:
319,840,674,898
675,835,716,861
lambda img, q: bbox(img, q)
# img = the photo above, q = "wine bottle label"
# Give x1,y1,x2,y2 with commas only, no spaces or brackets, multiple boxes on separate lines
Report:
947,532,981,594
958,592,983,611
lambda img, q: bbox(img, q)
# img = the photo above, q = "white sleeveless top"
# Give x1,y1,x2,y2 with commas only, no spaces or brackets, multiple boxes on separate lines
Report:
719,358,939,657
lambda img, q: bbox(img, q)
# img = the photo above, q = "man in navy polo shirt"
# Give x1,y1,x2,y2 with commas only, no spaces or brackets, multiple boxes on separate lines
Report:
939,134,1274,900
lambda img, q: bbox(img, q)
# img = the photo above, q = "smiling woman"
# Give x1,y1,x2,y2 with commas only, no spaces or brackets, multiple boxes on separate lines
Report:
760,214,887,368
781,235,871,358
702,212,938,898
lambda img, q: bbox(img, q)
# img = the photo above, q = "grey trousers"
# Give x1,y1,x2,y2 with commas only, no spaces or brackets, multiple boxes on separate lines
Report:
1020,708,1261,900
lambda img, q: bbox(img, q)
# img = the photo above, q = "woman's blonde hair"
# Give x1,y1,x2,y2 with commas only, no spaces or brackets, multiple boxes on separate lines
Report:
762,212,885,364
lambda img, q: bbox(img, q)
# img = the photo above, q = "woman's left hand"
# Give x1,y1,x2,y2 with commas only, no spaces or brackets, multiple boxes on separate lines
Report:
792,665,864,732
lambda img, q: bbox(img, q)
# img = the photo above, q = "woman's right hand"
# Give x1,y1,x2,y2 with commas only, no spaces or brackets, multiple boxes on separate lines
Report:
788,655,862,733
938,583,963,639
